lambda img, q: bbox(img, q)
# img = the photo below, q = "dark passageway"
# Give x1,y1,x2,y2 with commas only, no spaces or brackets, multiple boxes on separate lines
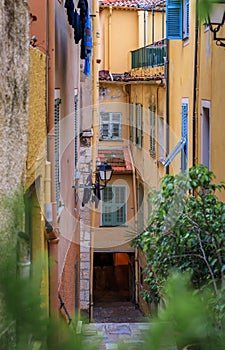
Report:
93,252,147,323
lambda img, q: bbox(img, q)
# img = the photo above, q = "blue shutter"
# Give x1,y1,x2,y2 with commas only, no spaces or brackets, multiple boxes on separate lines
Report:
166,0,182,40
181,103,188,172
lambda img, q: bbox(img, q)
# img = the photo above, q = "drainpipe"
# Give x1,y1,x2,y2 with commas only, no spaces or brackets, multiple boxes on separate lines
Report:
144,10,146,47
162,2,165,39
90,0,100,322
192,1,199,166
165,39,169,174
127,148,138,305
108,6,112,73
152,7,154,44
47,0,59,318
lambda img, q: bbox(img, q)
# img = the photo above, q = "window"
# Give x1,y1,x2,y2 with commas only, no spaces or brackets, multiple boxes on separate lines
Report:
136,104,142,148
101,186,126,226
150,104,156,157
54,97,61,209
100,112,122,140
161,101,188,168
181,102,188,172
201,103,210,169
166,0,190,40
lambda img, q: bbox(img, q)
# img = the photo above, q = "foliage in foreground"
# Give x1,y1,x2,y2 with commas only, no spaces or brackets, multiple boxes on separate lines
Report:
134,165,225,334
0,169,225,349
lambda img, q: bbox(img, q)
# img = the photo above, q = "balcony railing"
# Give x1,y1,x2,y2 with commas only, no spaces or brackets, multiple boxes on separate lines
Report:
131,39,167,69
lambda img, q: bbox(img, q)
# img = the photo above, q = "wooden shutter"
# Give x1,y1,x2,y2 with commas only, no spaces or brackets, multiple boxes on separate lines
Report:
114,186,126,225
166,0,182,40
150,104,156,157
136,104,142,148
102,186,126,226
132,103,136,143
100,113,110,139
111,113,121,139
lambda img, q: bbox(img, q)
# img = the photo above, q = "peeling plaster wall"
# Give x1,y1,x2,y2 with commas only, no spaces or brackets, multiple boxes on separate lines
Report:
26,47,47,193
0,0,29,344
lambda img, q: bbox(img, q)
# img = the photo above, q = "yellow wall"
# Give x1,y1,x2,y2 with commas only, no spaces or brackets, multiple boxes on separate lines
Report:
168,0,197,174
198,25,225,201
26,46,49,314
94,174,135,251
27,47,47,190
100,7,138,73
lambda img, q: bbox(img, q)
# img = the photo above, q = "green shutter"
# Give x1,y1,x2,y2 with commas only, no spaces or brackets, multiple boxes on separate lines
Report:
136,104,142,148
102,186,126,226
166,0,182,40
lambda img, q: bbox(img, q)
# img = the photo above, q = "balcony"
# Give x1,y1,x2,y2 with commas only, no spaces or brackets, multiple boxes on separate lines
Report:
131,39,167,69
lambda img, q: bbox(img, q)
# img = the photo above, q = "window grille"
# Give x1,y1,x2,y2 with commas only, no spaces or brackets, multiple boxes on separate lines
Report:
54,98,61,209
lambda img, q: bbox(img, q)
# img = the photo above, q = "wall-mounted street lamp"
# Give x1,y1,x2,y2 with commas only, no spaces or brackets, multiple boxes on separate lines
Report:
72,161,113,206
206,1,225,47
98,161,113,188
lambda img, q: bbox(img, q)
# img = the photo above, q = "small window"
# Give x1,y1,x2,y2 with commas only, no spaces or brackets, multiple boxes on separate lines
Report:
101,186,126,226
100,113,122,140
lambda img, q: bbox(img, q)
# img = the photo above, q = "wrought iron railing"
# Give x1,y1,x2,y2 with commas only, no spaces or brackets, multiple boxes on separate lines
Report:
131,38,167,69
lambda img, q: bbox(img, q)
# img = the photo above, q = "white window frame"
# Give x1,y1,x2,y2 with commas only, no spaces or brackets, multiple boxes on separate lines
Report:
183,0,190,40
100,112,122,140
201,100,211,169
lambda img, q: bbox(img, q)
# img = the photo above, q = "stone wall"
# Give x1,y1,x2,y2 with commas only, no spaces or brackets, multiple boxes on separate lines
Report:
79,145,92,311
0,0,30,346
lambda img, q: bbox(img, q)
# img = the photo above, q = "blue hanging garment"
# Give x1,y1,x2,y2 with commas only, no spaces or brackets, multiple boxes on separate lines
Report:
83,11,92,76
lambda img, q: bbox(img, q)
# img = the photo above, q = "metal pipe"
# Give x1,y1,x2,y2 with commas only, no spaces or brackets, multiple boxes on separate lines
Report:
47,0,59,318
152,7,154,43
108,6,112,72
192,1,199,166
165,39,169,174
90,0,100,322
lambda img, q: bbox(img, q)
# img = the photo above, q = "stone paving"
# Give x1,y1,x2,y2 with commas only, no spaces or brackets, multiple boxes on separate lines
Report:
83,322,150,350
81,302,177,350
